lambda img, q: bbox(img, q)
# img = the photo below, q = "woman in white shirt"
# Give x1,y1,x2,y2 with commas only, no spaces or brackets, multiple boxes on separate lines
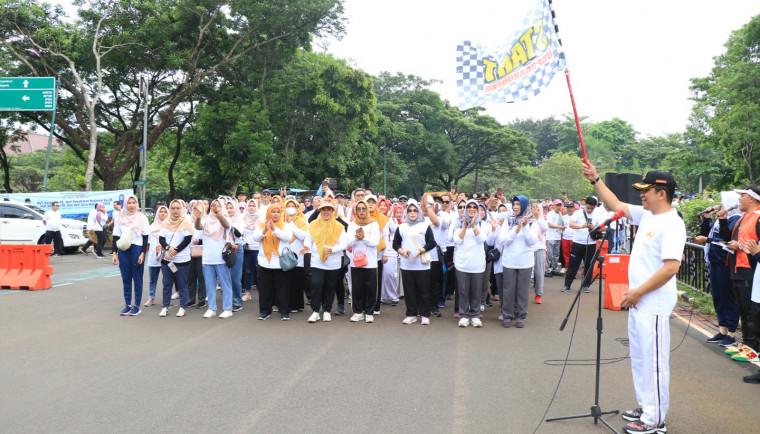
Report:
392,201,438,325
225,198,246,312
284,198,308,312
346,200,380,323
241,199,260,302
453,200,489,327
193,198,234,319
144,205,168,307
187,199,207,308
300,202,349,323
447,199,468,317
380,203,404,306
498,195,538,328
158,200,194,317
112,194,151,316
252,203,294,320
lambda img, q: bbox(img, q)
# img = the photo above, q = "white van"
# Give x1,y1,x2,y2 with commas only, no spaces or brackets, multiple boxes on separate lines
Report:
0,200,88,251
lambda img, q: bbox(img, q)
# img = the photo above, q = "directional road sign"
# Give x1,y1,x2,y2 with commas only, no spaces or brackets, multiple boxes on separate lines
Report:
0,77,56,111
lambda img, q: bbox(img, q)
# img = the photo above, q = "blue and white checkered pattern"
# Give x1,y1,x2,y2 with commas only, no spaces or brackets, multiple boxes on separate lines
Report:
456,0,566,110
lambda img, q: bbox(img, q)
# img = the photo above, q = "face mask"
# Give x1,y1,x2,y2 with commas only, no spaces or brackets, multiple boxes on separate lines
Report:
286,208,297,216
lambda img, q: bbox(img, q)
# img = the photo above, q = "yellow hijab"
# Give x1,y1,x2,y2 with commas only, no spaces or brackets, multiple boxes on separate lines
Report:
285,198,307,244
260,204,285,262
308,204,344,262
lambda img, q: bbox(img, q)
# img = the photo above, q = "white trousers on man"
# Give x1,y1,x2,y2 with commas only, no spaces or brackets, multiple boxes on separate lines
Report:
628,307,670,426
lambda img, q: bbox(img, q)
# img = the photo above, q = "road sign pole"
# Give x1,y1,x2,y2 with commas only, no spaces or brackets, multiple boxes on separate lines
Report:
42,72,61,192
140,76,148,213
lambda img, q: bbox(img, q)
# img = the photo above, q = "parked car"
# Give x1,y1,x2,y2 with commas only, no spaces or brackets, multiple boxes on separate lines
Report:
0,200,88,252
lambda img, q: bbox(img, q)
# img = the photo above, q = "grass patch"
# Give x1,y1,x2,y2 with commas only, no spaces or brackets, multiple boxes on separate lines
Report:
677,282,716,316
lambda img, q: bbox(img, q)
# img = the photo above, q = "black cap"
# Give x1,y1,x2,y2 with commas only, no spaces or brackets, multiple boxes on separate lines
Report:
633,171,677,190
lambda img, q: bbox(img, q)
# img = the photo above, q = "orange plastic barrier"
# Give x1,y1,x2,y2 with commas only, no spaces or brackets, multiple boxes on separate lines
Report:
602,254,630,310
593,240,609,278
605,283,628,311
0,244,53,290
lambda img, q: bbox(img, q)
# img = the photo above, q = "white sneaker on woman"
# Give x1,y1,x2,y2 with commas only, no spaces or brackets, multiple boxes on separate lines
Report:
323,312,332,322
471,318,483,328
458,317,469,327
219,310,233,319
402,316,417,324
176,308,186,317
203,309,216,318
350,313,365,322
421,317,430,325
308,312,320,323
159,307,168,317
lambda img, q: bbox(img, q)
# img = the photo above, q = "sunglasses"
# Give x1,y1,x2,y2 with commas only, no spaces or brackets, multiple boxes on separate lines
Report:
466,205,478,209
457,206,465,209
407,209,418,213
356,207,367,211
443,200,451,204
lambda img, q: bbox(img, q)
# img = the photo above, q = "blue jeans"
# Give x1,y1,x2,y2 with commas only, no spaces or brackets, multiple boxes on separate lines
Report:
118,244,145,307
148,266,161,299
162,262,189,308
203,263,232,311
244,249,259,292
230,243,244,308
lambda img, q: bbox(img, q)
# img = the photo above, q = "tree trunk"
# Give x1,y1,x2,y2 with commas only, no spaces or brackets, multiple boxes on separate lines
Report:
168,126,185,202
84,109,98,191
0,146,12,193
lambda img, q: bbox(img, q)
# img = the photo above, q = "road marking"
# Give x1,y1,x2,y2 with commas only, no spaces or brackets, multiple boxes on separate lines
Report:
52,283,72,288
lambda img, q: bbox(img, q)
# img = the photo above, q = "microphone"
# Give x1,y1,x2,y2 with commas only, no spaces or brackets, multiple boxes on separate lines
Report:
589,210,626,238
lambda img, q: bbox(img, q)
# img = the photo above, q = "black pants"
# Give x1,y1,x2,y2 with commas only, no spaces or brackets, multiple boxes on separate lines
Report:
303,253,312,300
259,266,288,317
401,269,431,317
188,256,206,304
444,248,456,297
351,267,378,315
563,242,596,288
45,230,63,254
335,259,347,307
733,279,760,350
82,230,105,256
374,259,384,312
429,260,443,310
311,268,339,313
286,266,306,311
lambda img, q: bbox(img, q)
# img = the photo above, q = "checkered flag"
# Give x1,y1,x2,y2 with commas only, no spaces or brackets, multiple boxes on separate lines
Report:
456,0,566,110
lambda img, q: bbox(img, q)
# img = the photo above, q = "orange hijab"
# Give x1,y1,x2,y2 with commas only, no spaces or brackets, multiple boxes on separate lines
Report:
369,201,389,252
308,204,344,262
260,204,285,262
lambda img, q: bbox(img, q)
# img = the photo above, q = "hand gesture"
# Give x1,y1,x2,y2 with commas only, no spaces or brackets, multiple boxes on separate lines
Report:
324,246,333,255
471,215,479,228
739,239,760,256
399,248,410,258
716,207,728,219
266,220,275,232
409,250,420,262
355,229,364,241
137,252,145,265
582,160,599,183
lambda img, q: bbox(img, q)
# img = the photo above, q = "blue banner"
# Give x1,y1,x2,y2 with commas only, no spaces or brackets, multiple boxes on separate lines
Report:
1,189,133,219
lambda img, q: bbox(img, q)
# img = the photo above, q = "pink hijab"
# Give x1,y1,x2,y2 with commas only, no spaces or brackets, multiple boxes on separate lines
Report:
117,194,145,234
149,205,168,238
203,198,228,242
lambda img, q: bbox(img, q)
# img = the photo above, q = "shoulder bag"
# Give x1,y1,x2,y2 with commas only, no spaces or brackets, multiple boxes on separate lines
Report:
409,227,432,264
279,246,298,271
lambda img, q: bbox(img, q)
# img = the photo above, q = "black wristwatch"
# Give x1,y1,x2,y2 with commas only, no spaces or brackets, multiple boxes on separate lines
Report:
590,176,600,185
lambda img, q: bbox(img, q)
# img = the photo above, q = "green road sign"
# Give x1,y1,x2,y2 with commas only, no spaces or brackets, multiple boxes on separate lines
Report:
0,77,56,111
133,180,147,185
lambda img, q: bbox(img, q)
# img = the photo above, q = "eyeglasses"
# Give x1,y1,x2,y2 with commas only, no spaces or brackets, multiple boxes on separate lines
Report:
457,206,465,209
407,209,418,213
356,207,367,211
443,200,451,204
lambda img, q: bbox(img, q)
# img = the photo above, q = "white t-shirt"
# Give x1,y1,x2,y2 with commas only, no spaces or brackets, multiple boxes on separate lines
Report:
113,214,150,246
159,227,193,264
43,210,62,231
628,205,686,316
346,221,380,268
86,209,105,231
545,210,564,241
570,209,604,245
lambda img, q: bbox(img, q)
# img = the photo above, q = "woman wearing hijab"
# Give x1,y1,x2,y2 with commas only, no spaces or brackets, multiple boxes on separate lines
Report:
284,198,308,312
498,195,538,328
381,203,404,306
530,203,549,304
300,202,349,323
454,200,489,327
367,195,390,315
347,200,381,323
393,200,438,325
193,198,234,319
144,205,169,307
112,194,151,316
158,199,194,317
81,203,108,258
225,198,246,312
187,200,207,308
447,199,468,317
252,202,294,320
242,199,260,302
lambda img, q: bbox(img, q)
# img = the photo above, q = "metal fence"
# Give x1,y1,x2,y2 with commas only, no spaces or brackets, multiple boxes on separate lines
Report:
677,242,710,294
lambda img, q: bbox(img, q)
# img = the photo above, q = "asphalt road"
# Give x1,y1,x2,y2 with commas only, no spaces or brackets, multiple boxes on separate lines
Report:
1,253,759,433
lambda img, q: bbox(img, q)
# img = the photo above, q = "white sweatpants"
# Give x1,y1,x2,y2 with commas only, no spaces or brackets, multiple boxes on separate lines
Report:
628,307,670,426
381,255,400,302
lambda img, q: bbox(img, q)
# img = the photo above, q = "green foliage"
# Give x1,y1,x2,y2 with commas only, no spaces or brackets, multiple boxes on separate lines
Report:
674,193,719,236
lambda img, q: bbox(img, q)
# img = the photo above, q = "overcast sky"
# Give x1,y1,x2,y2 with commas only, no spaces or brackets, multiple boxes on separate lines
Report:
316,0,760,137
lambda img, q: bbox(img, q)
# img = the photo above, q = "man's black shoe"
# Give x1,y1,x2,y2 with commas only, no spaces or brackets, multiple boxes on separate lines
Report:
743,371,760,384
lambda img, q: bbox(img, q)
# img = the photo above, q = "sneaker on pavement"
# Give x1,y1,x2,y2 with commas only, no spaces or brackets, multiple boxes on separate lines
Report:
350,313,365,322
195,302,206,309
323,312,331,322
731,347,759,362
561,286,570,293
498,314,504,321
493,295,500,301
458,318,469,327
80,247,88,255
725,344,744,355
273,306,279,312
622,420,666,433
242,292,252,301
308,312,320,323
257,314,271,320
421,316,430,325
502,319,512,328
402,316,417,325
232,305,243,312
706,332,727,343
335,305,345,316
719,335,737,347
438,301,446,308
281,315,290,321
743,370,760,384
515,319,525,328
176,308,186,317
120,305,131,316
365,315,374,323
171,292,179,300
144,298,155,307
622,407,643,421
560,267,567,274
391,301,399,307
471,318,483,328
159,307,168,317
128,306,141,316
373,310,381,315
582,286,590,293
535,295,542,304
219,310,233,319
432,309,442,317
203,309,216,318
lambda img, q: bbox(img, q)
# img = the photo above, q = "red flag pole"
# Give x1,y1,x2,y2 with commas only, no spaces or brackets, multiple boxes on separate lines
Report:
564,67,589,165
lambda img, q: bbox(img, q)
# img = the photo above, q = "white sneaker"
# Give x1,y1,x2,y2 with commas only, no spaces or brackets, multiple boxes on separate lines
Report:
242,292,252,301
402,316,417,324
219,310,233,319
458,317,469,327
203,309,216,318
308,312,320,323
421,316,430,325
171,292,179,300
323,312,332,322
471,318,483,328
350,313,365,322
498,314,504,321
159,307,168,317
176,308,186,317
365,315,374,323
273,306,279,312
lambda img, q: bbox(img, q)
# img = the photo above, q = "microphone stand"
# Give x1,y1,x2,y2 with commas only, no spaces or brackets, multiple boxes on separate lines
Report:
546,236,620,433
